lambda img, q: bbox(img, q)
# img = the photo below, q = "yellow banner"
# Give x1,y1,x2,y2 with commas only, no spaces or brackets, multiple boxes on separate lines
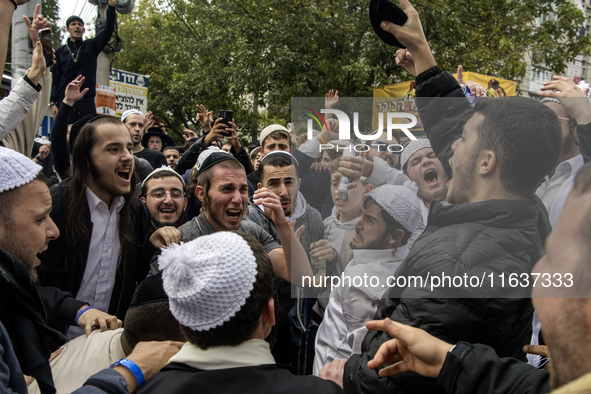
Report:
371,73,516,136
374,72,516,99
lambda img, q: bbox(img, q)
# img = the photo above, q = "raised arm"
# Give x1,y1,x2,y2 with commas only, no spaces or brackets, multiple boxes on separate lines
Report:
385,0,471,178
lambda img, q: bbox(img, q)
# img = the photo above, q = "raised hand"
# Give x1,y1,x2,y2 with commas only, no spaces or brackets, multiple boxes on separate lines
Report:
23,4,51,43
380,0,436,75
182,127,197,141
196,104,213,132
538,76,591,125
325,89,339,109
63,75,89,106
395,49,416,76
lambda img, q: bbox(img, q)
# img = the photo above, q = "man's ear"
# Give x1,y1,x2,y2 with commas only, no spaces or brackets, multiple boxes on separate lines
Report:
183,197,188,210
195,185,204,202
388,229,405,248
364,183,374,195
478,150,498,176
140,196,146,204
257,182,263,190
262,298,275,327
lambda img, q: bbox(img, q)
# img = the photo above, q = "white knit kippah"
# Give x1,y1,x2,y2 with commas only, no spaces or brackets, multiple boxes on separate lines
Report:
158,232,258,331
121,109,144,123
140,166,185,191
0,147,42,193
401,138,432,170
367,184,422,233
258,124,289,145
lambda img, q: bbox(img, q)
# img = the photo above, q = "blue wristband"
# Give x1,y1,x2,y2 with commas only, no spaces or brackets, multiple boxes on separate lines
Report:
110,358,145,387
74,306,95,325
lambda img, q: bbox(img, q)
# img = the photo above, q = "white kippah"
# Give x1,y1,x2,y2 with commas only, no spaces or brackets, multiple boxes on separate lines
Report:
158,232,258,331
367,184,422,233
141,166,185,191
258,124,289,145
0,147,42,193
401,138,432,170
260,150,299,167
121,109,144,123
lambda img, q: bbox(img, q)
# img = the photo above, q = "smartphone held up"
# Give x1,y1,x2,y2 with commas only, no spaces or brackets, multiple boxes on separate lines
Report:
220,110,233,136
39,28,53,67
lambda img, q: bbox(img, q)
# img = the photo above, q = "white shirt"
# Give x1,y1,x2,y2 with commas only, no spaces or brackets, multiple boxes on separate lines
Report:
67,188,124,339
169,339,275,370
28,329,125,394
535,154,584,227
313,246,409,375
323,207,358,272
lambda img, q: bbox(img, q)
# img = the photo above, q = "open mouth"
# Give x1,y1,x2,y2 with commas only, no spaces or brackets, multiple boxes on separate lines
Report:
227,209,241,220
424,169,438,185
160,208,175,214
117,169,130,181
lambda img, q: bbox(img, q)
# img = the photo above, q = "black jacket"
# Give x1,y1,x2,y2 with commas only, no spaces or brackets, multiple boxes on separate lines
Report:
0,248,65,394
436,342,550,394
176,134,253,176
137,362,344,394
343,66,551,394
37,181,156,331
50,6,116,105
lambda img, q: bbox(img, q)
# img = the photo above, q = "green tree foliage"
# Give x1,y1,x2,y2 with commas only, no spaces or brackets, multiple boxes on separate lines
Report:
112,0,590,142
41,0,63,46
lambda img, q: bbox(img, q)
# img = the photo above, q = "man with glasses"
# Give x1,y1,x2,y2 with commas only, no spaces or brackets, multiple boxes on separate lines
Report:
140,167,188,229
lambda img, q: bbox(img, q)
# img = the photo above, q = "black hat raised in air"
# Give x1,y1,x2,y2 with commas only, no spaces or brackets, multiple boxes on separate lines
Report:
369,0,409,48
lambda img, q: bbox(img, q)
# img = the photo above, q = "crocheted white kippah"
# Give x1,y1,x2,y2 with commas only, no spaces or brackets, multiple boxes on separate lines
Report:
401,138,431,170
140,166,185,191
258,124,289,145
0,147,42,193
158,232,258,331
367,184,422,233
121,109,144,123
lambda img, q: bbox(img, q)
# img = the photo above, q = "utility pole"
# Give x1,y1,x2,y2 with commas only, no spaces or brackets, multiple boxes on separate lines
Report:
95,2,111,89
11,1,40,89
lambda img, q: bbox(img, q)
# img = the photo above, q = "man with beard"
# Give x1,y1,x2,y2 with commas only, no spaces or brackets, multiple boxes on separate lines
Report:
121,109,167,170
314,185,421,374
244,151,326,370
362,162,591,394
38,116,176,338
140,167,188,229
163,146,182,170
175,148,313,287
0,147,124,393
321,1,562,392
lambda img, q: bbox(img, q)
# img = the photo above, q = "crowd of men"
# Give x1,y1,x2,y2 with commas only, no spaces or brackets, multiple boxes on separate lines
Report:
2,0,591,393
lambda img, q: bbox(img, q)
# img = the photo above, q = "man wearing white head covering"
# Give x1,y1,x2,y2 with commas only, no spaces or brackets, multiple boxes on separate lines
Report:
399,138,449,225
0,147,122,393
121,109,167,170
138,231,344,394
313,185,421,374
